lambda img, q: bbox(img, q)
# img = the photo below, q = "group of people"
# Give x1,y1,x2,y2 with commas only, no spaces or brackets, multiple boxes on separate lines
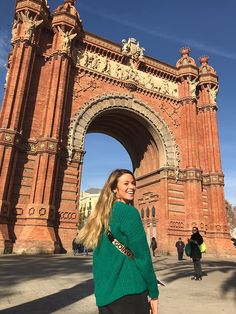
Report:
75,168,205,314
175,229,204,281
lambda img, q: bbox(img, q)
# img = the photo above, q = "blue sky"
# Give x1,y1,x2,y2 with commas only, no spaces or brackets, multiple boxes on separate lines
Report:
0,1,236,204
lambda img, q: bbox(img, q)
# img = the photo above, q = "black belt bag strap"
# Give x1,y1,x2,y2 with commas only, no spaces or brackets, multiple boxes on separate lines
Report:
106,228,134,259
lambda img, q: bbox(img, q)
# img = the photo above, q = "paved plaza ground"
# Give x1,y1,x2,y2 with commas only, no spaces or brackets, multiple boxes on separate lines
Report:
0,253,235,314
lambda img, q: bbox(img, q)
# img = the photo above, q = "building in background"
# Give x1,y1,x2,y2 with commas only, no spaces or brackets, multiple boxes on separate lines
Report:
79,188,101,227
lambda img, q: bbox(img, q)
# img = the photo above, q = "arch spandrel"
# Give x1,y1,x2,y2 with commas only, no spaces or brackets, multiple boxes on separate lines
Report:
67,93,180,169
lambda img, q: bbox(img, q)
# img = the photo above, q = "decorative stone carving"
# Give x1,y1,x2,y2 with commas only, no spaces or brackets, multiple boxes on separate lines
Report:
187,76,198,98
101,58,111,75
19,11,43,41
121,38,145,61
11,17,19,43
169,221,184,229
4,134,13,143
207,84,218,104
39,208,46,216
58,26,77,53
75,49,178,98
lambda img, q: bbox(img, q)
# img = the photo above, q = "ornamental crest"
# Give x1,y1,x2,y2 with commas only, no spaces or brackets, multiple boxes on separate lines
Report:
121,38,145,61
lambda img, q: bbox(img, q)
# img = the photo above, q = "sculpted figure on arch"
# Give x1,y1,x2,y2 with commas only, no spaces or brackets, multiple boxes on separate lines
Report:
19,11,43,41
58,26,77,53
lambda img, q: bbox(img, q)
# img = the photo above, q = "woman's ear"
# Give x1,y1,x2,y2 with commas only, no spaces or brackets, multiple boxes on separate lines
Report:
113,189,117,194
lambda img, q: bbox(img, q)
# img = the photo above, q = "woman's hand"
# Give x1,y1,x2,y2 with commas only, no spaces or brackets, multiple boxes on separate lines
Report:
149,298,158,314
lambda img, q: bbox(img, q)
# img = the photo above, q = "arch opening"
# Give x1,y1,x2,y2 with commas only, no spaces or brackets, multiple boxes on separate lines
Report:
86,109,160,177
68,93,180,175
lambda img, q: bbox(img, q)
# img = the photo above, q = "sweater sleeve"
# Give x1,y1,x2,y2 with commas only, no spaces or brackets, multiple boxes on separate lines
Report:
117,202,159,298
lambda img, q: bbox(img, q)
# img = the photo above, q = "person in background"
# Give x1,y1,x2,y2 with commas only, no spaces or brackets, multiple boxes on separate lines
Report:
175,237,185,261
77,169,159,314
150,237,158,257
189,227,203,280
72,238,79,256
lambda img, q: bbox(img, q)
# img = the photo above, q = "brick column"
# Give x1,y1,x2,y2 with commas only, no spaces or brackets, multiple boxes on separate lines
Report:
13,2,83,253
176,48,203,228
197,56,229,252
0,1,48,253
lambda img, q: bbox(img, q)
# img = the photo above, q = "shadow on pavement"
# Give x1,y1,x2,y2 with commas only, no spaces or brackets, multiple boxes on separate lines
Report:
0,255,92,296
0,278,94,314
153,257,236,301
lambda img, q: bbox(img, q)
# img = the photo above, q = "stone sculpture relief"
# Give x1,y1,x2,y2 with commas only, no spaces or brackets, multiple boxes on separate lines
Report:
187,76,198,97
207,84,218,104
121,38,145,60
58,26,77,53
75,50,178,98
19,11,43,41
11,17,19,43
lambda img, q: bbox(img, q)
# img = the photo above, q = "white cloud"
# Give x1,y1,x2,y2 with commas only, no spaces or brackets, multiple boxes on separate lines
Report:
0,31,10,67
81,5,236,61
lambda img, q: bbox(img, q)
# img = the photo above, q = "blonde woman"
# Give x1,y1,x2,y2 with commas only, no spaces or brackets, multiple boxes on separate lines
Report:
78,169,159,314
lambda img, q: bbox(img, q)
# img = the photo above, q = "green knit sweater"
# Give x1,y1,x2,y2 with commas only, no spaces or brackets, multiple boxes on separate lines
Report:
93,201,159,307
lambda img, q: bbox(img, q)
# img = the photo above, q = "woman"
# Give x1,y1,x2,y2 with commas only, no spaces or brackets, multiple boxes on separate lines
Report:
78,169,159,314
189,227,203,280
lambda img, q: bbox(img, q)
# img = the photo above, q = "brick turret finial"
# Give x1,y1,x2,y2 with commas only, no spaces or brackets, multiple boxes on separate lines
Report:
179,47,191,56
199,55,209,65
176,46,196,68
198,55,217,76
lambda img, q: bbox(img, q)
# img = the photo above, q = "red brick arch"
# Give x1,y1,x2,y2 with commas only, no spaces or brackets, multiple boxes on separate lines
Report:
68,93,180,171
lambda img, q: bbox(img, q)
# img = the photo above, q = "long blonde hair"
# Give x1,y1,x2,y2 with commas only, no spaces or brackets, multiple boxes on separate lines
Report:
77,169,134,249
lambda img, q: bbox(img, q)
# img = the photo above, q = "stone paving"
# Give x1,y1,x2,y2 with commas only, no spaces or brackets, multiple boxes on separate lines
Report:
0,254,235,314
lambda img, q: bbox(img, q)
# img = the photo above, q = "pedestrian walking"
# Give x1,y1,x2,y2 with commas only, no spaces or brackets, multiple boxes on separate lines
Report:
77,169,159,314
150,237,158,257
72,238,79,256
189,227,203,280
175,237,185,260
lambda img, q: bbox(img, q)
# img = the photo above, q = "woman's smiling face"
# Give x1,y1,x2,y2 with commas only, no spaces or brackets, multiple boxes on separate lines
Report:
113,173,136,204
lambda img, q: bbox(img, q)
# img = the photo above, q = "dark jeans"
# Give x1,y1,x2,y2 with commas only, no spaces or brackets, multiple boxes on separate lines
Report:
177,251,184,260
193,258,202,277
98,291,150,314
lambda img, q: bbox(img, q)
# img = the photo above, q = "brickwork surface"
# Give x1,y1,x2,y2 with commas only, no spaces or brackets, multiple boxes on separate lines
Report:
0,0,233,256
0,254,235,314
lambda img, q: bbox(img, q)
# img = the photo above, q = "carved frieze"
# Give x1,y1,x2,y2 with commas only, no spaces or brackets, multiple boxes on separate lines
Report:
169,220,184,229
74,49,178,98
202,173,224,186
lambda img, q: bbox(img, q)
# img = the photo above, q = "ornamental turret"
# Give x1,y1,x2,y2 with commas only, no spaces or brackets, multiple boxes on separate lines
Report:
52,0,83,55
176,47,198,99
13,0,50,44
198,56,218,109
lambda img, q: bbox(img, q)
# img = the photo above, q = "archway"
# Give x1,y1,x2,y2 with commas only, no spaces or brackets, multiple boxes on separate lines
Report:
68,93,180,244
68,93,180,172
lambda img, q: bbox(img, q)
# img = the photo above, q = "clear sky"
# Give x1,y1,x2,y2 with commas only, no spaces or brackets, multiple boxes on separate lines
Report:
0,0,235,204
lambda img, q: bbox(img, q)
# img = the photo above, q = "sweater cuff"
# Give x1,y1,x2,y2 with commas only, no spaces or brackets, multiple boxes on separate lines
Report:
148,284,159,299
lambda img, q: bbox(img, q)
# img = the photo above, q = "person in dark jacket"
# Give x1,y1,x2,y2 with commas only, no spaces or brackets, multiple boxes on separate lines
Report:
189,227,203,280
150,237,157,257
175,237,185,260
72,238,80,256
